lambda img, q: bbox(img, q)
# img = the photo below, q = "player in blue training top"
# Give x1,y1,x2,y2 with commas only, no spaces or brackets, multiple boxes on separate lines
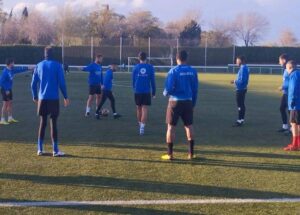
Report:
0,58,32,125
284,60,300,151
277,53,290,133
95,63,122,120
82,54,103,117
31,46,70,157
231,55,249,127
132,52,156,135
162,50,199,160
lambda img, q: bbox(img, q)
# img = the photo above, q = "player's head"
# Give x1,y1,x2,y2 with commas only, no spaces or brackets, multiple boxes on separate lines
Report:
138,52,147,62
176,50,188,65
286,60,297,74
110,63,118,72
6,58,15,68
279,53,289,67
44,46,54,60
236,55,246,66
95,54,103,64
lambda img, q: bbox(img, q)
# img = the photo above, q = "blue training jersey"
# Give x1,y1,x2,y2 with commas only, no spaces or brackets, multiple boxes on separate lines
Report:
164,64,199,107
0,67,29,90
31,60,68,100
235,65,249,91
282,69,289,95
288,70,300,110
132,63,156,96
82,63,103,86
103,69,113,91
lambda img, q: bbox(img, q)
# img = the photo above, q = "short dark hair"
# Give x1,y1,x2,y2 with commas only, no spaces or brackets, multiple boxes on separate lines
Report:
279,53,289,61
96,54,103,59
176,50,188,62
287,60,297,68
6,58,14,66
236,55,246,63
138,52,147,61
44,46,54,59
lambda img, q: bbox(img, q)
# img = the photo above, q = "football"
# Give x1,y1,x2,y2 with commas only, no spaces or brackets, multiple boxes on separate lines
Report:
101,108,110,117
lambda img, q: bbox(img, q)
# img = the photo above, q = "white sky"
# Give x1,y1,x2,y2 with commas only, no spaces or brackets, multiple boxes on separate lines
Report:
3,0,300,43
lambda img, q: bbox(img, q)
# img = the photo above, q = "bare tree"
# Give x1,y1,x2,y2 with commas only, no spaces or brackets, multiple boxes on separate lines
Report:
279,29,298,47
126,10,164,38
0,18,20,44
203,19,235,48
233,12,269,47
55,6,89,45
87,6,125,40
22,11,56,45
165,10,202,38
0,0,7,26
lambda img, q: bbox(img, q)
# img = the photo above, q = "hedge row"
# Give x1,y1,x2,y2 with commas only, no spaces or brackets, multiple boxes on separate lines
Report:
0,45,299,66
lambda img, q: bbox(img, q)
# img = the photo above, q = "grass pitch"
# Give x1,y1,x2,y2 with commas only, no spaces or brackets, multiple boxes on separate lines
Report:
0,72,299,215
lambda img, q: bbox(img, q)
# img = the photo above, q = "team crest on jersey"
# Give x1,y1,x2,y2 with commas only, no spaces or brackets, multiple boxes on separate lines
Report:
140,68,147,75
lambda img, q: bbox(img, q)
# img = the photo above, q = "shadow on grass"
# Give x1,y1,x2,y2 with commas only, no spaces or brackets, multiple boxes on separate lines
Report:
64,154,300,173
0,173,299,199
86,143,300,160
52,205,199,215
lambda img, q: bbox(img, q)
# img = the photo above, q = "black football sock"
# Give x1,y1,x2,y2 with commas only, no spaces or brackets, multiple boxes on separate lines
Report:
167,142,173,155
188,140,194,155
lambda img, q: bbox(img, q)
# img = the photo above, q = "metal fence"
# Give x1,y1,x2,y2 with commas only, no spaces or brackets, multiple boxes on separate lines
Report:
1,64,297,75
61,36,236,68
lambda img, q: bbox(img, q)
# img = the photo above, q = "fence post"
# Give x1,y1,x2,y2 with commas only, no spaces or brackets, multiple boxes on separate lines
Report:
91,36,94,62
148,37,151,61
61,34,64,64
232,45,236,73
204,36,208,73
120,37,123,66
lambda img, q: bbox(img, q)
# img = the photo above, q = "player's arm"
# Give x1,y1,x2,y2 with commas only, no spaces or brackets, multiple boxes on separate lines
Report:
58,65,69,105
289,75,297,108
151,67,156,97
192,70,199,107
0,72,10,93
132,67,137,89
13,66,30,74
164,70,175,96
100,67,104,86
82,64,91,72
281,73,289,91
31,68,39,102
234,67,247,87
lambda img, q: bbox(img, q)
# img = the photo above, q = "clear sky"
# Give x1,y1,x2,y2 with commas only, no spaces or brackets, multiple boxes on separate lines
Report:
3,0,300,43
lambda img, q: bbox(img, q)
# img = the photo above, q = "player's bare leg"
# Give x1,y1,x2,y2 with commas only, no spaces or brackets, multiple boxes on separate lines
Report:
139,106,148,135
0,101,9,124
86,95,94,116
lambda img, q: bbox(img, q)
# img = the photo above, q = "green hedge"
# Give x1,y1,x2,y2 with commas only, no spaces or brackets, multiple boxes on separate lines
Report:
0,45,299,66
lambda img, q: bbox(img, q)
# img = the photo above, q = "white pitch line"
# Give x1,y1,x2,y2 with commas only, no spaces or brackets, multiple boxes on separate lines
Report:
1,198,300,207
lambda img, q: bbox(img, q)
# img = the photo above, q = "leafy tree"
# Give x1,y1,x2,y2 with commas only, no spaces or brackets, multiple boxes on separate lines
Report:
179,20,201,46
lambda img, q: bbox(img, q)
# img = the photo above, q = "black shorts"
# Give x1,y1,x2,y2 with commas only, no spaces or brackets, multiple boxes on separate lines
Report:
166,100,193,126
290,110,300,125
38,100,60,118
1,88,13,101
135,93,151,106
89,85,102,95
